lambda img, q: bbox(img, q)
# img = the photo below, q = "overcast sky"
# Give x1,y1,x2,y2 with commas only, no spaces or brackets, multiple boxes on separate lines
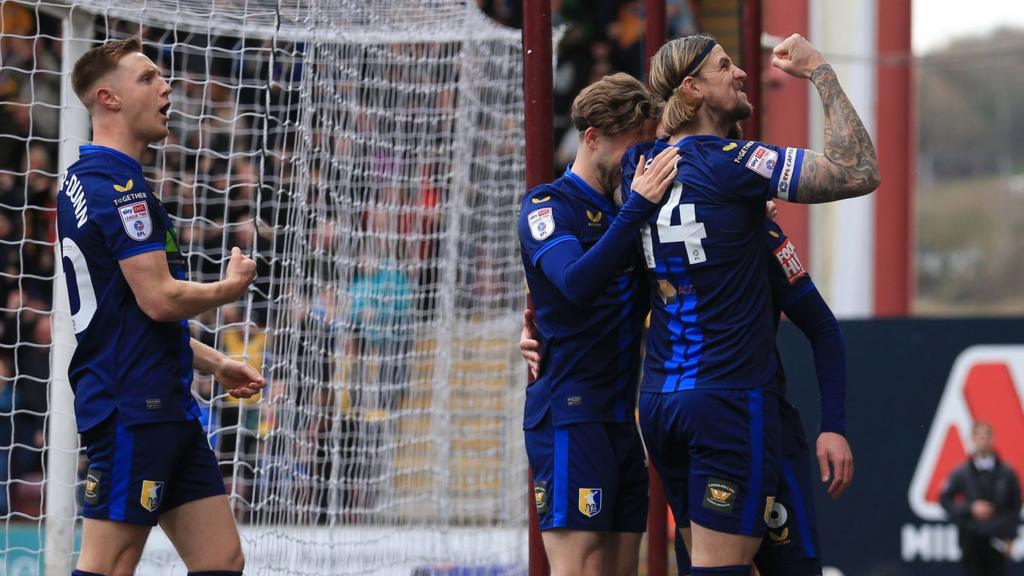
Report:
913,0,1024,53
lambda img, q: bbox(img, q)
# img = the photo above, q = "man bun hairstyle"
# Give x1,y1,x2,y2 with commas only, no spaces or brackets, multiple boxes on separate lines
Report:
71,37,143,110
570,72,656,137
648,34,717,135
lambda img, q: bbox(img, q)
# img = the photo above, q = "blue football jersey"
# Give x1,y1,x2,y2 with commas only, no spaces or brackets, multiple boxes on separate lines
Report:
56,145,198,433
518,171,648,427
623,136,805,393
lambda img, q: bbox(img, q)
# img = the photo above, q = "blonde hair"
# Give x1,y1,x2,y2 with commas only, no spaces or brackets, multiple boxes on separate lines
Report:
648,34,716,135
71,37,143,110
570,72,656,137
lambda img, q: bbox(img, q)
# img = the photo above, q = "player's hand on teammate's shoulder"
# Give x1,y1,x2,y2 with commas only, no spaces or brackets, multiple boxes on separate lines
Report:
215,357,265,399
630,145,679,204
771,33,827,80
225,246,257,296
816,431,854,499
765,200,778,221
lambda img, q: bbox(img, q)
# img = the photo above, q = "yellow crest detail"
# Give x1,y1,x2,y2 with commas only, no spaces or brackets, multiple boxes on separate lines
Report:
113,179,135,193
710,487,734,502
531,195,551,204
769,230,780,238
722,143,738,152
586,210,603,223
764,496,776,524
140,480,164,512
578,488,602,518
768,528,790,543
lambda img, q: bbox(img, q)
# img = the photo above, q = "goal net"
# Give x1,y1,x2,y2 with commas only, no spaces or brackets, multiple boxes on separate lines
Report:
1,1,531,574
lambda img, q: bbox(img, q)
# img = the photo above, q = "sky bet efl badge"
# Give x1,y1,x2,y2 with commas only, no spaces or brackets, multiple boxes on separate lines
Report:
578,488,602,518
140,480,165,512
120,201,153,241
528,207,554,241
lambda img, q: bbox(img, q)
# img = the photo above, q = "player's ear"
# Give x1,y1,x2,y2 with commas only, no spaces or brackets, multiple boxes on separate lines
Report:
95,87,121,112
583,126,601,151
681,76,701,101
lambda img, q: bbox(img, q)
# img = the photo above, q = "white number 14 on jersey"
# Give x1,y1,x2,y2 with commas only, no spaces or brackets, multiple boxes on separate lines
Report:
642,182,707,268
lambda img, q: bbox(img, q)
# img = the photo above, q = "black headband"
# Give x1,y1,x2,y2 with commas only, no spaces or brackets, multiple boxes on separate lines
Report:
664,41,716,100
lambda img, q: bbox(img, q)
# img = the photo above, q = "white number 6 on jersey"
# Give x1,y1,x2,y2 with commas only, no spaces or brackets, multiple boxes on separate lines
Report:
642,182,708,268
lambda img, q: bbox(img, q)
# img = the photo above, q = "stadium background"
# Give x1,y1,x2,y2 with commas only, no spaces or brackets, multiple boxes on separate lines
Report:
0,0,1022,574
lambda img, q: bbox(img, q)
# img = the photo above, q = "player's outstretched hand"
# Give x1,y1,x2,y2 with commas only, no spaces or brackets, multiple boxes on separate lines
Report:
520,308,541,382
765,200,778,221
771,33,827,79
226,246,257,296
817,432,854,499
631,145,679,204
216,358,265,399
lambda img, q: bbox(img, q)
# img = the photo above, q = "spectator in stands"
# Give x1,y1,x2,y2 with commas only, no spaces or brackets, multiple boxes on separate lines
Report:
940,421,1022,576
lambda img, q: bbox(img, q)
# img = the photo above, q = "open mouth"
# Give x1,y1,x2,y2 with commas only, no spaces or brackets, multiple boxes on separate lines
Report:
159,103,171,118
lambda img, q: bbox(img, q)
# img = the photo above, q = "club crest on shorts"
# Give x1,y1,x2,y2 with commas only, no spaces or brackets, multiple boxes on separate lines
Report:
703,477,738,513
140,480,165,512
578,488,602,518
534,480,549,515
528,207,555,241
119,201,152,241
84,468,102,505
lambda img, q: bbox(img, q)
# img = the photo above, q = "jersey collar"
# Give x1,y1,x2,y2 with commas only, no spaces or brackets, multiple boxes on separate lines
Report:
79,144,144,173
563,164,616,213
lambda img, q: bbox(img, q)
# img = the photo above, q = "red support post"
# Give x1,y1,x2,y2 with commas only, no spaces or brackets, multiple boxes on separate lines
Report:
523,2,552,575
740,0,762,140
874,0,913,316
644,2,668,575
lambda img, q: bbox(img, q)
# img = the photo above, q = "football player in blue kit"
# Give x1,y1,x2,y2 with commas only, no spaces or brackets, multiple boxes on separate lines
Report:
521,209,854,576
517,73,680,576
626,33,879,574
671,212,854,576
57,38,262,576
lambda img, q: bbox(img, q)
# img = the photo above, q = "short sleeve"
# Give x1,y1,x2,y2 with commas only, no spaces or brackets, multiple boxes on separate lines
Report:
716,140,805,203
518,188,580,268
83,171,166,260
764,220,814,309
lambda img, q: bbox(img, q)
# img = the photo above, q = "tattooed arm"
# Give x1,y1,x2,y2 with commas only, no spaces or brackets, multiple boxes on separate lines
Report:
771,34,881,203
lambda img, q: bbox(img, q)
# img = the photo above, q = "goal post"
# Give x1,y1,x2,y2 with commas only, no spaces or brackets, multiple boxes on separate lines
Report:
1,1,546,574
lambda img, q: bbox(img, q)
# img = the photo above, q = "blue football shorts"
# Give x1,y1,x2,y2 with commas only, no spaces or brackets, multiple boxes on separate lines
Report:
639,386,781,537
81,413,226,526
525,412,648,532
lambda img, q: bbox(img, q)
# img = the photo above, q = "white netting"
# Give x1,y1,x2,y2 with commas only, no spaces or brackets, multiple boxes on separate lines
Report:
0,1,530,574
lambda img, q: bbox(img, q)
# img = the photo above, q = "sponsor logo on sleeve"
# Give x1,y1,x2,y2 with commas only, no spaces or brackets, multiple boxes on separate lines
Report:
733,141,756,164
722,142,738,152
528,207,555,241
578,488,602,517
703,477,738,513
773,239,808,284
745,146,778,178
119,201,153,241
531,195,551,204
